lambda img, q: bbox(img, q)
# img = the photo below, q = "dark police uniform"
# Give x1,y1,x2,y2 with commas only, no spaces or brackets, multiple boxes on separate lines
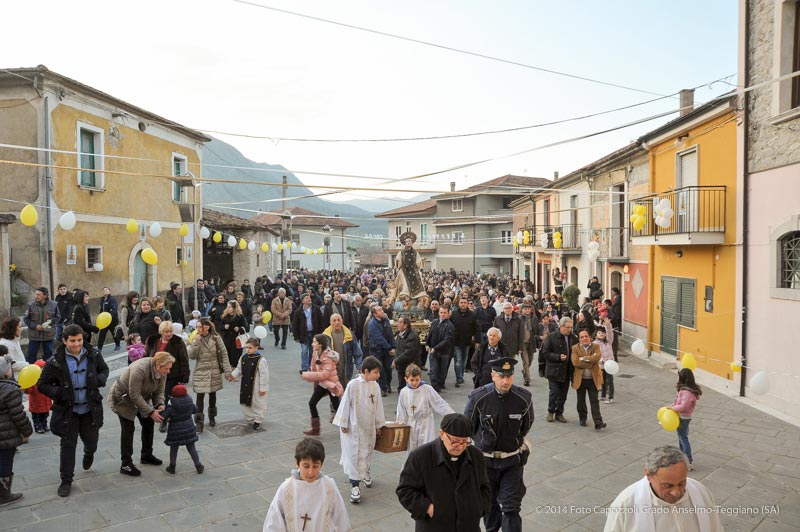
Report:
463,358,533,532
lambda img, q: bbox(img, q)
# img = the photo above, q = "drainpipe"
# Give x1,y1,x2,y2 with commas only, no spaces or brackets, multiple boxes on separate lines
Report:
43,93,55,295
739,1,751,397
645,145,656,358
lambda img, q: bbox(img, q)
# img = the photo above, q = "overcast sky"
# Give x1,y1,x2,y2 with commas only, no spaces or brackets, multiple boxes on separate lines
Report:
3,0,737,204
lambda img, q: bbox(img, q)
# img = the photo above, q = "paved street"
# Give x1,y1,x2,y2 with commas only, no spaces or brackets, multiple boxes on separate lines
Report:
3,338,800,531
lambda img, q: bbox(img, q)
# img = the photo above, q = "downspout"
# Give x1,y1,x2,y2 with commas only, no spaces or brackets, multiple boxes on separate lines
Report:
43,93,55,295
645,143,656,358
739,1,750,397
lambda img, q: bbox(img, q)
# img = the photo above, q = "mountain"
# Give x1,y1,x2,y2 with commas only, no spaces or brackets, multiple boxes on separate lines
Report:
357,193,432,214
201,138,387,236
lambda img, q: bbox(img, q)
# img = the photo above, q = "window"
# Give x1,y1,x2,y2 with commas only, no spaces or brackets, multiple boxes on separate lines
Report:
77,123,104,189
85,245,102,272
452,198,463,212
172,154,187,202
543,199,550,225
420,223,428,242
287,260,301,269
501,230,512,244
291,232,300,244
772,0,800,115
570,195,578,226
405,220,412,234
678,279,696,329
780,231,800,289
176,247,183,266
501,196,512,209
794,0,800,108
453,231,464,245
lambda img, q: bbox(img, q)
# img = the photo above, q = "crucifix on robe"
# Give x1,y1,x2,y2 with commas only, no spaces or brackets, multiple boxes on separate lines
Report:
301,513,311,531
410,404,417,415
369,393,375,404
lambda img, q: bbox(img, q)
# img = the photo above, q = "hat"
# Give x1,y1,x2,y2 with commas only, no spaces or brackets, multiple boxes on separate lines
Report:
191,310,201,317
520,303,533,309
34,359,47,368
489,357,517,376
440,413,472,438
0,355,13,377
399,231,417,244
171,384,188,397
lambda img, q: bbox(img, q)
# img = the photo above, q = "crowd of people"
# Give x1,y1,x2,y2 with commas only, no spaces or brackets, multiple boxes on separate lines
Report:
0,267,721,532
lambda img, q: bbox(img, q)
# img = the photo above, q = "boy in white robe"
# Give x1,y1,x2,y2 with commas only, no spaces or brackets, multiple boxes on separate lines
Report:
263,438,351,532
332,356,385,504
230,338,269,431
396,364,454,451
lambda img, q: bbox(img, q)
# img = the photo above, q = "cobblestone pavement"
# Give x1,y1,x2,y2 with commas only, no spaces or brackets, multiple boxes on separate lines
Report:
4,339,799,531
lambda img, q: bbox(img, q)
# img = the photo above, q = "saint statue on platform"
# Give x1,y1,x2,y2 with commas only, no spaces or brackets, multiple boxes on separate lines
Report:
394,232,427,301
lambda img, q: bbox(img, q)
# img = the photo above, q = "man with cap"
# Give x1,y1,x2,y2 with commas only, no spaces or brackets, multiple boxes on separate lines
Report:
397,413,491,532
464,357,533,532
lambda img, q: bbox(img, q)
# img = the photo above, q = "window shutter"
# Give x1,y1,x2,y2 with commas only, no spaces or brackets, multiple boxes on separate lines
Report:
678,280,696,328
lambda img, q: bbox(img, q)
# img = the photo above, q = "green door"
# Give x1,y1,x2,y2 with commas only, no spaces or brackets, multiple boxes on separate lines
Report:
661,277,679,356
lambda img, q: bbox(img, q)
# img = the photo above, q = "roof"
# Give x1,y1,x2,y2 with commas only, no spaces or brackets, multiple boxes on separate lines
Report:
251,206,359,229
555,141,644,185
201,208,279,234
434,216,511,226
374,199,437,218
0,66,211,143
638,92,736,143
432,174,551,200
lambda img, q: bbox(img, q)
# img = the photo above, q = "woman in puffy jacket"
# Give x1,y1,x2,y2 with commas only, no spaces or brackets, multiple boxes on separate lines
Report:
187,318,231,432
71,290,100,344
0,354,33,504
301,334,343,436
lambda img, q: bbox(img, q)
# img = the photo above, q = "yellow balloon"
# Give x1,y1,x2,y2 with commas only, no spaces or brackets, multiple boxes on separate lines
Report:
213,232,222,243
189,330,198,344
634,205,646,216
554,239,562,249
126,219,139,233
730,361,742,373
17,364,42,389
96,312,112,330
553,231,561,239
660,409,680,432
238,238,247,250
261,242,268,252
141,248,158,265
522,234,530,245
181,259,188,266
262,311,272,324
657,407,669,423
512,236,518,246
682,353,697,371
179,224,189,237
20,204,38,226
633,217,646,231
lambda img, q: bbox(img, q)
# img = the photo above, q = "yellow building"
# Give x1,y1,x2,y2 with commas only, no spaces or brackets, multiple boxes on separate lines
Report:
0,66,210,305
633,94,738,379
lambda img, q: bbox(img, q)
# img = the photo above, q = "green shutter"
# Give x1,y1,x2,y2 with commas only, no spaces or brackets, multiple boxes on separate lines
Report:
678,280,696,328
80,129,96,187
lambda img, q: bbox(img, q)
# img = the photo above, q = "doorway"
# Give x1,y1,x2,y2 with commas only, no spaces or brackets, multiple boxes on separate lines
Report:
660,277,679,356
133,251,147,296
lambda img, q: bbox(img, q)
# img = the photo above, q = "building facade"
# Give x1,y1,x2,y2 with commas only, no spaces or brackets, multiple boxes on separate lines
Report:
374,199,437,270
738,0,800,418
0,66,209,307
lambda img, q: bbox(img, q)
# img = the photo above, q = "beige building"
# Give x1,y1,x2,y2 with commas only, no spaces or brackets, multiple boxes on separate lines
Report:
374,199,437,270
0,66,209,308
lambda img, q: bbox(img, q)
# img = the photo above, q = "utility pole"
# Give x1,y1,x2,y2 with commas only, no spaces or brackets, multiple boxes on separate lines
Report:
280,175,287,275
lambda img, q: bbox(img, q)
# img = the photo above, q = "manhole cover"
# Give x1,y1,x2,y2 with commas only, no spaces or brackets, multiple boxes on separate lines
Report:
616,374,636,379
206,420,255,438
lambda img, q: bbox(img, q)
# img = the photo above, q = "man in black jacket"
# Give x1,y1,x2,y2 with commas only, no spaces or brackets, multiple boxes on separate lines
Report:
186,279,208,316
493,302,523,361
323,290,353,330
38,325,109,498
610,287,622,361
96,287,120,351
474,294,497,344
351,294,369,347
449,297,479,388
540,317,577,423
393,316,420,391
426,306,455,393
397,413,491,532
470,327,506,388
291,293,324,374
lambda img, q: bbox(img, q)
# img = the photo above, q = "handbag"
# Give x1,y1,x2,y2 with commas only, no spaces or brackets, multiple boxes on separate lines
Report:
235,332,250,349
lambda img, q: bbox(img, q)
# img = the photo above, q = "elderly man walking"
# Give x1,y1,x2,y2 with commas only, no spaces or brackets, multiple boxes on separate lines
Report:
540,317,577,423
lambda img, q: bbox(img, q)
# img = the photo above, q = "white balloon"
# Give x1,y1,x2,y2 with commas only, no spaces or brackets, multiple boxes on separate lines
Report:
227,235,236,247
254,325,268,339
661,207,674,219
657,217,671,228
92,263,104,272
604,360,620,375
660,198,672,210
588,241,600,251
149,222,162,237
172,323,183,335
200,226,210,239
631,339,646,355
291,242,297,249
59,211,77,230
749,370,769,395
300,246,306,252
248,240,256,251
516,230,523,241
655,216,665,227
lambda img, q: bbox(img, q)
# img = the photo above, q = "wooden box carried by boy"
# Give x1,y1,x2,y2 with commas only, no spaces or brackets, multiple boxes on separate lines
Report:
374,422,410,453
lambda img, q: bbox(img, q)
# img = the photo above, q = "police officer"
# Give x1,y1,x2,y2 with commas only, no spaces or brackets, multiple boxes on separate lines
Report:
464,357,533,532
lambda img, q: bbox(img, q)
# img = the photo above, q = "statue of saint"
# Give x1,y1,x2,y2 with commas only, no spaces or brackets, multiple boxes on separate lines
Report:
394,232,427,300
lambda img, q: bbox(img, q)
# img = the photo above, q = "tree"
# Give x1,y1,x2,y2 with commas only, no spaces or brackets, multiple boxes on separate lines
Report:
562,284,581,312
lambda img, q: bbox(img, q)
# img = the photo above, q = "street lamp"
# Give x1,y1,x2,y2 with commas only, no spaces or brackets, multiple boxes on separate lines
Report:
323,224,331,271
280,210,291,274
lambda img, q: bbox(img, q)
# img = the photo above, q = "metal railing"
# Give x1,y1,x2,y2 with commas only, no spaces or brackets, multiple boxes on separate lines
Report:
630,186,726,237
519,224,582,250
598,226,628,258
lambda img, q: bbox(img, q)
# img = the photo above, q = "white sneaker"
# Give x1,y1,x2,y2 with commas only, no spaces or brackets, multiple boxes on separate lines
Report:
363,475,373,488
608,398,614,404
603,399,610,404
350,486,361,503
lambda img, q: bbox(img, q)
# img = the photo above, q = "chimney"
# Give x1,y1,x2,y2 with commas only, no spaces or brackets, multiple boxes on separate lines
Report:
553,171,559,180
679,89,694,117
450,182,456,192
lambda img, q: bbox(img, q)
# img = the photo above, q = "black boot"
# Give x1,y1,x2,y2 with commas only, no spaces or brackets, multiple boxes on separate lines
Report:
208,406,217,428
194,413,205,433
0,475,23,505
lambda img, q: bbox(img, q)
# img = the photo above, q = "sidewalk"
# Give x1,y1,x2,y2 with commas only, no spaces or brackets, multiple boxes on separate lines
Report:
3,341,799,531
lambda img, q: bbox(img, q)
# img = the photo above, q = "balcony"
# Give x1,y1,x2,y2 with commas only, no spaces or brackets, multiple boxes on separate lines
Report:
382,238,437,252
597,227,629,261
630,186,726,246
520,224,582,253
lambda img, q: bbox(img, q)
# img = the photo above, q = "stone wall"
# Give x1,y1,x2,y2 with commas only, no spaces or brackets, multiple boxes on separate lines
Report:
747,0,800,172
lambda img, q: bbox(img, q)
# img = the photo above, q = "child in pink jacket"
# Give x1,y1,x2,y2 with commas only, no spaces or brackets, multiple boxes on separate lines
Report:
668,368,702,469
301,334,343,435
594,318,615,403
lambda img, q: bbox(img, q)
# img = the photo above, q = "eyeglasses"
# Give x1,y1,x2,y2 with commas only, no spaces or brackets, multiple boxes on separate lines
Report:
443,433,472,448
